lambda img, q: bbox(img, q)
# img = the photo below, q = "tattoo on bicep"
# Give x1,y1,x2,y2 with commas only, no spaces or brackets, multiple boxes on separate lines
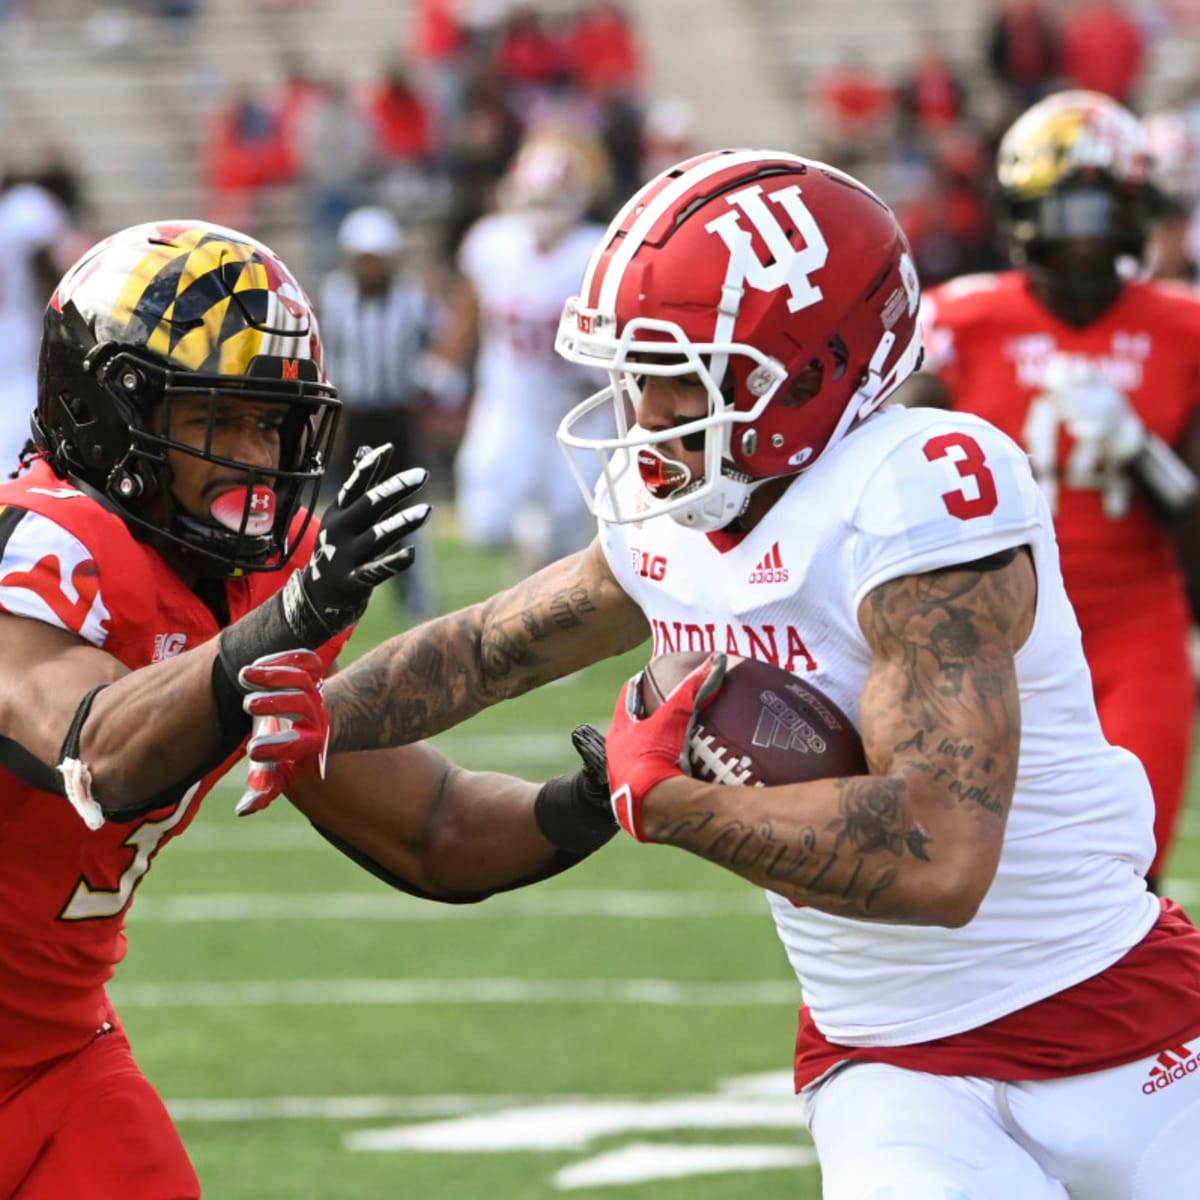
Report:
862,561,1027,822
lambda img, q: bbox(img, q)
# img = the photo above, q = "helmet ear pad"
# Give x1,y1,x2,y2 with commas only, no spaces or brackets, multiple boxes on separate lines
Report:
34,302,156,491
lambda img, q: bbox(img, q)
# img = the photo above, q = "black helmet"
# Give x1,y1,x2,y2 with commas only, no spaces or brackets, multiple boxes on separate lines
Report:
996,90,1155,321
34,219,340,573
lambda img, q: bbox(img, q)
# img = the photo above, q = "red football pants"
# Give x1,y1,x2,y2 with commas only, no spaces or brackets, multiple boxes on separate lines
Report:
1081,608,1196,880
0,1019,200,1200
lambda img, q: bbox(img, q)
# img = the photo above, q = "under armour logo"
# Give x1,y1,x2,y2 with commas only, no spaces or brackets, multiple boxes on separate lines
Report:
310,529,335,581
705,184,829,313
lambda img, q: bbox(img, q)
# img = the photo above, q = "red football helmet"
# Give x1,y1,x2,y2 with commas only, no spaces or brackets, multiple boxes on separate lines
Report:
556,149,922,529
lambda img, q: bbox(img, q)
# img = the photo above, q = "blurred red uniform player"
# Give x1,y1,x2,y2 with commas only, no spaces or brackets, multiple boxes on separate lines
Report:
909,90,1200,890
0,219,435,1198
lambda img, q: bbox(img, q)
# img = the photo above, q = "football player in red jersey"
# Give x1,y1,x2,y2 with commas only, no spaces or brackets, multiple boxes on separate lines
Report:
256,149,1200,1198
0,220,615,1200
902,90,1200,893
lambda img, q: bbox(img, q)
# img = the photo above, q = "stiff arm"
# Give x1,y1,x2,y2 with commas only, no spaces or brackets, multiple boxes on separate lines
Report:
325,538,649,752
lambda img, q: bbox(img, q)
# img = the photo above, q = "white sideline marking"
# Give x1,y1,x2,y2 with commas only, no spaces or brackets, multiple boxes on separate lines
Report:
348,1096,803,1152
109,977,800,1009
555,1142,817,1189
127,889,769,923
168,1095,506,1122
166,1070,797,1125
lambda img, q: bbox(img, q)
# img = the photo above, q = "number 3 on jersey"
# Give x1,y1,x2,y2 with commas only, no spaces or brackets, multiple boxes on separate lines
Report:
923,432,999,520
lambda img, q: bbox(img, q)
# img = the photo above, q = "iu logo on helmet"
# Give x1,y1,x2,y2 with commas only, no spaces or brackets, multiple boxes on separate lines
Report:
704,184,829,313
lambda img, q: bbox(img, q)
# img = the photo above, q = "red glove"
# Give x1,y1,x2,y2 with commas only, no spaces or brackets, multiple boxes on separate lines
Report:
235,650,330,817
606,653,726,841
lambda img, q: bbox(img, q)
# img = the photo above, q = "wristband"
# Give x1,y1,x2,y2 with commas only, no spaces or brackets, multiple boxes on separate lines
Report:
533,770,619,854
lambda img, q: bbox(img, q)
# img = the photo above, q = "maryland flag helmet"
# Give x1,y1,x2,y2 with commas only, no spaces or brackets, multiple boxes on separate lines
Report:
34,219,340,572
996,89,1154,267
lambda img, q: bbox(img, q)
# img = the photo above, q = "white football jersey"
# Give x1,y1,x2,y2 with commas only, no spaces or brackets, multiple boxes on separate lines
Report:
599,404,1159,1046
0,184,69,473
458,213,604,421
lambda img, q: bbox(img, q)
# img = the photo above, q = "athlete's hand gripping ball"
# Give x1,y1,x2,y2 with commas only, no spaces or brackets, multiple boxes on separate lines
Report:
605,652,726,841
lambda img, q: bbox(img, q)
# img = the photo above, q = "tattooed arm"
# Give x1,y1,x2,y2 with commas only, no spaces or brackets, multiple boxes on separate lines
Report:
635,549,1036,926
323,537,648,751
274,540,643,897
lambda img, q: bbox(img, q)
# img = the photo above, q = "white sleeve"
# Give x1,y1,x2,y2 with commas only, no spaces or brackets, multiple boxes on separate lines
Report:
849,418,1046,606
0,509,111,647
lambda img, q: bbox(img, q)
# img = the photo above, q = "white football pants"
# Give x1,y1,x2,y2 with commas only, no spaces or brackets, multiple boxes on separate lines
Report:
800,1049,1200,1199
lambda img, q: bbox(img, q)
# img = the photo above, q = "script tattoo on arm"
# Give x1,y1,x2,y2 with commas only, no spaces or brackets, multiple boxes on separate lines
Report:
325,546,649,752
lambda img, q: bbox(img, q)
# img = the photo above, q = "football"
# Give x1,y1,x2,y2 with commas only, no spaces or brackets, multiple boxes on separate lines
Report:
638,651,867,787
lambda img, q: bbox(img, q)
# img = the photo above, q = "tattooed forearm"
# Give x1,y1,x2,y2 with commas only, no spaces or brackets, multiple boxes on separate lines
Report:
649,776,933,921
325,549,648,753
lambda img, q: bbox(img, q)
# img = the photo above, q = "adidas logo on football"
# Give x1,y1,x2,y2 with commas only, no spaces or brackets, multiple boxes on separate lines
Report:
748,542,789,584
1142,1042,1198,1095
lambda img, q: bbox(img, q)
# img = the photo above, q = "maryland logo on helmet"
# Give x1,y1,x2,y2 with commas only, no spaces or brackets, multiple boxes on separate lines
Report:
52,220,326,380
997,89,1152,200
37,219,339,574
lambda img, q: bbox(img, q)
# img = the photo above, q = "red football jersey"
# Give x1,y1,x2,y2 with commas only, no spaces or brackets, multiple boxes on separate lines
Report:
0,459,346,1068
920,270,1200,626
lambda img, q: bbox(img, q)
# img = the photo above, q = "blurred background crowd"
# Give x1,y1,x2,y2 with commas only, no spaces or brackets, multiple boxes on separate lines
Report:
3,0,1200,607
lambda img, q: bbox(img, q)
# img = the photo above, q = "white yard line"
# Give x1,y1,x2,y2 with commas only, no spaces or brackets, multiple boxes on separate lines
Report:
128,889,770,922
110,977,801,1008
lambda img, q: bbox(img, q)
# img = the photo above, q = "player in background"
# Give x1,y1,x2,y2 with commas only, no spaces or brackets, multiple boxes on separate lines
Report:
1143,108,1200,285
444,125,612,576
0,174,75,477
0,219,615,1200
257,149,1200,1197
900,90,1200,893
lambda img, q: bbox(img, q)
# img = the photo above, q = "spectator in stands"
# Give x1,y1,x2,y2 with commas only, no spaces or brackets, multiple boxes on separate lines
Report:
895,37,968,146
319,205,438,616
1060,0,1145,106
984,0,1063,113
493,1,574,122
812,47,895,171
293,77,375,278
566,0,643,98
364,55,435,170
408,0,470,150
440,62,523,249
202,81,291,230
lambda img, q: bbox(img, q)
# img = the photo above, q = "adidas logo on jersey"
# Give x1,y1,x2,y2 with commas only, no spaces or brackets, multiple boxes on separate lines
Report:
748,542,789,584
1142,1042,1197,1095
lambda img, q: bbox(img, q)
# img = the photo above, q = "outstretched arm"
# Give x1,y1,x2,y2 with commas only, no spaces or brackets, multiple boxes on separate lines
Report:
325,538,649,752
615,550,1035,926
284,726,614,901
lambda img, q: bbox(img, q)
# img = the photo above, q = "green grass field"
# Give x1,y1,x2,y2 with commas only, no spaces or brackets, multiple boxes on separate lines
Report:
113,526,1200,1199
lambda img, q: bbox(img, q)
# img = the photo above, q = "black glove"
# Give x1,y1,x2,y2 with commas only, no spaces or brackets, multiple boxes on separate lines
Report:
280,443,431,646
533,723,618,855
212,445,430,749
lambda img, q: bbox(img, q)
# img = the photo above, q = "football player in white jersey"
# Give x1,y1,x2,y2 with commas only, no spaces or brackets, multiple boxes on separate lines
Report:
446,126,612,574
264,150,1200,1198
0,176,72,476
